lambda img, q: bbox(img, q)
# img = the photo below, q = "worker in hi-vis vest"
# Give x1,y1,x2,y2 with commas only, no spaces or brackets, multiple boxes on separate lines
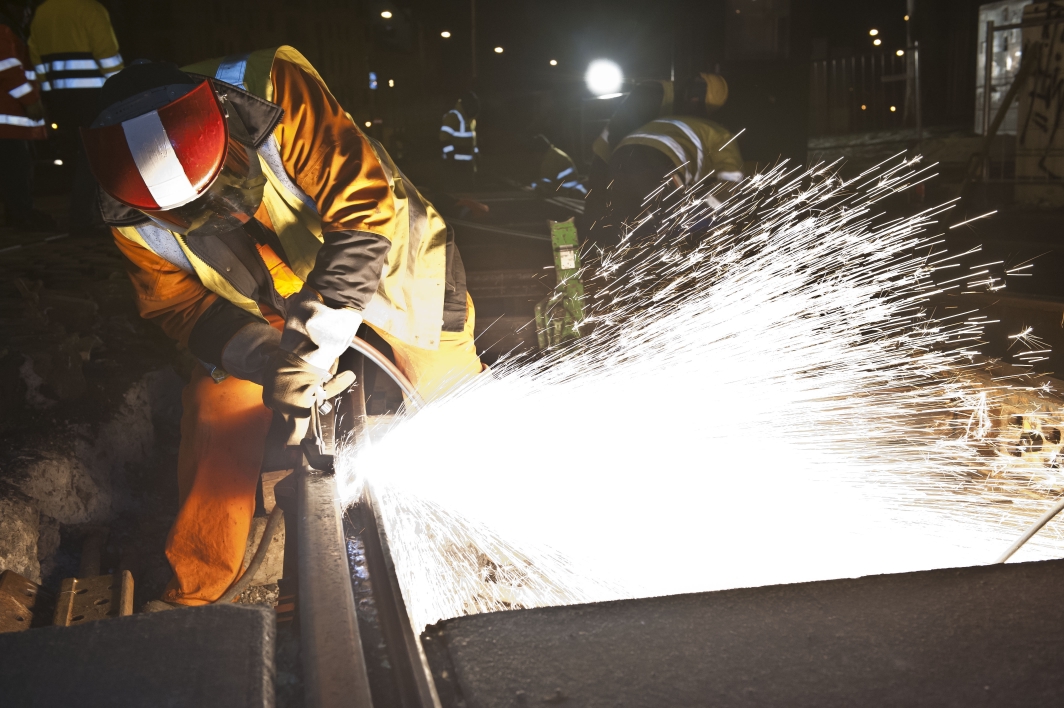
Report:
0,0,52,230
589,73,743,250
28,0,123,234
439,90,478,188
528,134,586,198
80,47,483,609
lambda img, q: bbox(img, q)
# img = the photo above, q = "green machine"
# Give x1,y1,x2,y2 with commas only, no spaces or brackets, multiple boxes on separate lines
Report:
535,217,586,349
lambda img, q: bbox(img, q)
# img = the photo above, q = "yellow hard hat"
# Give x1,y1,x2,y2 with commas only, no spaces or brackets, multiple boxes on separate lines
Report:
700,73,728,109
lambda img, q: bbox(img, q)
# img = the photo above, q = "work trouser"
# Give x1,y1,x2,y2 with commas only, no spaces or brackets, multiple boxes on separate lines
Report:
162,295,483,605
0,139,34,224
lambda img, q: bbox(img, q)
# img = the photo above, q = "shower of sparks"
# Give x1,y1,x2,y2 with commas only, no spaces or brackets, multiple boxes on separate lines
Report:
337,157,1064,633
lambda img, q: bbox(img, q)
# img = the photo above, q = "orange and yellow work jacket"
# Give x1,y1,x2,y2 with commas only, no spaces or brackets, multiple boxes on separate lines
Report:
110,47,458,363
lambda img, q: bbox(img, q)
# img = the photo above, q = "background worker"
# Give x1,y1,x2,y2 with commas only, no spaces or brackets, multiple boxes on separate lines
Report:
28,0,122,235
589,73,743,250
528,133,586,198
0,0,52,230
439,90,479,190
585,79,673,217
82,47,482,609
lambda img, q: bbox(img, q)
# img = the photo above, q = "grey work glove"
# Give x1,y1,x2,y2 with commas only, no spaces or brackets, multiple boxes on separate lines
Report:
220,321,282,385
265,286,363,443
262,349,356,444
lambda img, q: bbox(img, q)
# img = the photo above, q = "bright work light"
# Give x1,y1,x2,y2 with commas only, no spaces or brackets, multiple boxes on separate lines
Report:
585,59,623,96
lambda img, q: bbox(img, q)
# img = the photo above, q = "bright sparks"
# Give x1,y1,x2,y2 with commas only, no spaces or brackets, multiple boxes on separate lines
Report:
338,158,1064,632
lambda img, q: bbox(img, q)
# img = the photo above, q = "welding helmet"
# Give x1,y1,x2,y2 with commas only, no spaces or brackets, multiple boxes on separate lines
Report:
82,62,265,238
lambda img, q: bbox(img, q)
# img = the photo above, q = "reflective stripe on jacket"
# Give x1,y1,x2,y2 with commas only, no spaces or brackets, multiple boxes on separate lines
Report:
439,106,477,161
617,116,743,185
28,0,123,91
117,46,450,350
0,24,45,139
592,80,674,164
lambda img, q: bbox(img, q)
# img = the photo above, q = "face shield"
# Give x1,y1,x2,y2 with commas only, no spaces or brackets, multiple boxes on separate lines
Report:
82,80,266,238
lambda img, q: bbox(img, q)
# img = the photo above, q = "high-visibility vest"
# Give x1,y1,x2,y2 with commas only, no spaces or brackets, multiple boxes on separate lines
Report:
0,24,46,139
617,116,744,185
439,105,477,162
28,0,123,92
535,145,587,196
114,46,449,350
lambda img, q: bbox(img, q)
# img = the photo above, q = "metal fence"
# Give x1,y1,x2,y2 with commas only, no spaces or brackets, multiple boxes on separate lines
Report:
809,53,910,137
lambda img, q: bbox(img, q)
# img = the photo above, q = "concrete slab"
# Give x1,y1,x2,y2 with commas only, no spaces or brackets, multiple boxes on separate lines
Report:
0,603,275,707
424,558,1064,708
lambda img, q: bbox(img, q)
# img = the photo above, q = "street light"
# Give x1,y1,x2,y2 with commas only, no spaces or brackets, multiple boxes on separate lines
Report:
869,28,879,36
585,59,623,96
441,30,451,38
494,46,504,53
873,38,882,46
550,59,558,66
896,49,904,57
381,10,392,18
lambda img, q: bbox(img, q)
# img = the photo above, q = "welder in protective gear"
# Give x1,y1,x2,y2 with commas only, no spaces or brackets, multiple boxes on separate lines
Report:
591,74,744,250
83,47,482,606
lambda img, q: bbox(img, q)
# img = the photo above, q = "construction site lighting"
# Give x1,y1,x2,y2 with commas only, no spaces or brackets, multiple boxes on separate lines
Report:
869,28,879,36
494,46,504,53
896,49,905,56
550,59,558,66
441,30,451,38
380,10,392,18
586,59,623,97
873,38,882,46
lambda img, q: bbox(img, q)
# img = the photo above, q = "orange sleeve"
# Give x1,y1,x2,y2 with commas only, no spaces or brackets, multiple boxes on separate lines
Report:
112,229,219,346
270,58,397,237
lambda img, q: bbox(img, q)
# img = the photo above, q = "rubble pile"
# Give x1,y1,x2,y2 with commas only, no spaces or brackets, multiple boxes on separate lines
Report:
0,214,187,603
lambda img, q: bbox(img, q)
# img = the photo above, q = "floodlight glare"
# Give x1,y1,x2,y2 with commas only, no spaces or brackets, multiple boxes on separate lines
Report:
585,59,623,96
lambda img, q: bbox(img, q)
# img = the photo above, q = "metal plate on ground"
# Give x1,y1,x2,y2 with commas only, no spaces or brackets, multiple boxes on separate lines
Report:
0,570,41,633
53,571,133,626
424,558,1064,708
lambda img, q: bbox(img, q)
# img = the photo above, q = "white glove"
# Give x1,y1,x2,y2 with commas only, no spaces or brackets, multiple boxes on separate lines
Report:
280,287,363,371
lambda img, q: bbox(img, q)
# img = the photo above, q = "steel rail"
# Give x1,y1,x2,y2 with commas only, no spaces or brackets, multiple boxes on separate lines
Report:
350,486,443,708
293,340,442,707
297,467,374,708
